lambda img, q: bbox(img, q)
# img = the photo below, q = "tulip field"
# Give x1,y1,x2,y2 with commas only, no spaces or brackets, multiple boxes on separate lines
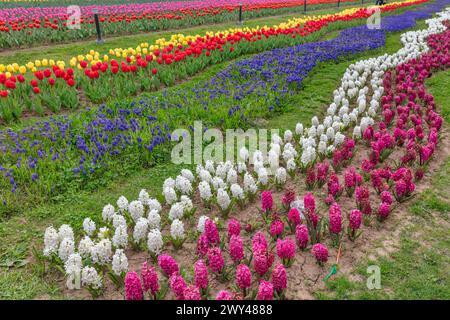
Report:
0,0,449,302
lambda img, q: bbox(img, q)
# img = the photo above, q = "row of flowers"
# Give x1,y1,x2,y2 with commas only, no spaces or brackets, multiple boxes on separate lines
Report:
0,0,427,120
0,0,358,48
0,1,443,217
38,8,450,299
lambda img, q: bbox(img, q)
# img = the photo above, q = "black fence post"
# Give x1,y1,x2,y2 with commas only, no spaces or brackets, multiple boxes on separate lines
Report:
304,0,307,12
238,3,243,25
93,8,104,44
338,0,341,7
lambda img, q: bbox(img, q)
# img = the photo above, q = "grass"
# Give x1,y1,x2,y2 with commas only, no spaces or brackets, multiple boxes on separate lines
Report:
0,2,368,66
0,14,437,299
314,69,450,300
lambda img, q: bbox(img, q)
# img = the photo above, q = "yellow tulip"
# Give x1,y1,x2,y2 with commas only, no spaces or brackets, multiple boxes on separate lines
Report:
0,64,5,72
5,72,11,78
19,66,27,74
42,59,48,67
6,65,13,73
49,59,55,66
35,60,41,67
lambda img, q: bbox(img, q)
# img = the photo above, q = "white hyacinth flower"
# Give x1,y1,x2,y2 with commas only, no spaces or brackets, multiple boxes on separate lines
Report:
81,266,102,289
199,181,212,201
175,175,192,195
295,123,304,135
170,219,185,240
169,202,185,221
217,188,231,210
43,226,59,257
129,200,144,222
147,209,161,230
98,227,109,240
244,173,257,194
257,167,269,185
163,187,177,205
112,249,128,276
147,229,163,255
78,236,94,258
64,253,82,276
275,167,287,185
112,225,128,249
91,239,112,265
163,177,175,190
102,204,115,223
133,217,149,244
147,198,162,213
181,169,195,183
58,224,74,242
58,237,74,262
138,189,150,204
117,196,129,212
230,183,245,200
82,218,96,237
112,214,127,229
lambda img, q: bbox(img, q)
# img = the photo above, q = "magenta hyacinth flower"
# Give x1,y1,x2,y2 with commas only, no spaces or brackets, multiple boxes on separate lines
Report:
169,273,187,300
141,261,159,296
196,233,209,258
253,251,270,277
380,191,393,205
216,290,234,300
194,259,209,290
124,271,144,300
261,190,273,212
252,231,268,254
205,219,220,245
183,285,201,300
256,280,274,300
269,219,284,238
349,209,362,230
295,224,308,250
288,207,301,226
207,247,224,274
235,264,252,292
303,192,316,214
227,218,241,238
229,234,244,263
329,202,342,234
157,254,179,278
377,202,391,220
271,263,287,293
312,243,329,264
276,238,296,266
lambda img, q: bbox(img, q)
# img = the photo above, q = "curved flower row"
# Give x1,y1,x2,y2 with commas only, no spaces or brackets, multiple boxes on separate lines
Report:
0,1,443,215
0,0,428,120
39,7,450,299
1,2,439,213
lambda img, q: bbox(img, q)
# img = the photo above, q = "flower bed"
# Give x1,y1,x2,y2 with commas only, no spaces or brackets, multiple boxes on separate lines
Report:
0,0,360,48
37,7,450,300
0,1,441,216
0,1,428,122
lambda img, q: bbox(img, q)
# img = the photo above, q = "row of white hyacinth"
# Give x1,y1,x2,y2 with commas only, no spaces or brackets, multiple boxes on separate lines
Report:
42,9,450,294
